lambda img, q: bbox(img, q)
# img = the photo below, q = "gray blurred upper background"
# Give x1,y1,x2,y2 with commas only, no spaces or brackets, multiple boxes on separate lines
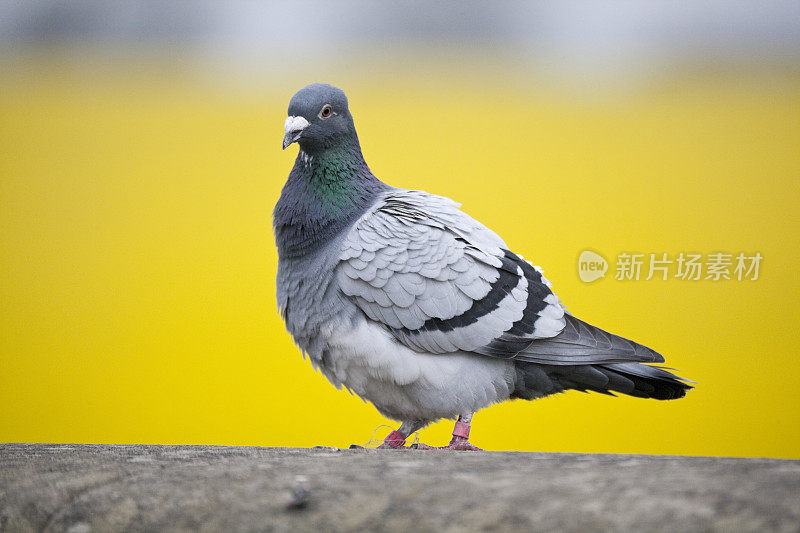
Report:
2,0,799,86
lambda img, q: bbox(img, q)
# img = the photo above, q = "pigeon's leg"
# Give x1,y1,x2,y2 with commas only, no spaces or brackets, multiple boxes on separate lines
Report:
445,413,483,451
376,420,424,449
413,414,483,451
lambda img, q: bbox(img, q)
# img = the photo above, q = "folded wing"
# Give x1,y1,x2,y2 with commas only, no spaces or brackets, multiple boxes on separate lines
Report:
337,189,663,365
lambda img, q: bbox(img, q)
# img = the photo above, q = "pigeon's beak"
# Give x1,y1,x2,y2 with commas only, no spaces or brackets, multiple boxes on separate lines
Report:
283,116,310,150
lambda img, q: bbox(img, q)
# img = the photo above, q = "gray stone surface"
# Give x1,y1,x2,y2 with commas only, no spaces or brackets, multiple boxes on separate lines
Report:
0,444,798,532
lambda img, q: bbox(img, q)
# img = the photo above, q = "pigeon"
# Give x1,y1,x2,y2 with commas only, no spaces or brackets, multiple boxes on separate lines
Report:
274,83,691,451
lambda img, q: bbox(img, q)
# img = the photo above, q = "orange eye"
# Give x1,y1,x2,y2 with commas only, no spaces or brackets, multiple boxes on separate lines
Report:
319,104,333,119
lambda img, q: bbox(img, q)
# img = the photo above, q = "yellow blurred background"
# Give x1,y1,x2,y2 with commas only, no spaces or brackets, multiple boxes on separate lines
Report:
2,2,799,458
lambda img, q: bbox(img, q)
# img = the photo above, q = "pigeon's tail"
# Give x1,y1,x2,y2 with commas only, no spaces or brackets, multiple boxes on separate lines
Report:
512,361,692,401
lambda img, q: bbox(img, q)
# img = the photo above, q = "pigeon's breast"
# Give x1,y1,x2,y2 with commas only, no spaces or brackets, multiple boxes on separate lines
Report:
276,238,352,354
312,315,517,422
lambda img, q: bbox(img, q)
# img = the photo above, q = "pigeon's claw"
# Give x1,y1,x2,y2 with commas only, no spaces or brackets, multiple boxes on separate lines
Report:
445,436,483,451
411,437,483,451
410,416,482,451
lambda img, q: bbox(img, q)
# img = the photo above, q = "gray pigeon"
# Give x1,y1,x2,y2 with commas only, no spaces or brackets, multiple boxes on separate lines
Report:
274,83,691,450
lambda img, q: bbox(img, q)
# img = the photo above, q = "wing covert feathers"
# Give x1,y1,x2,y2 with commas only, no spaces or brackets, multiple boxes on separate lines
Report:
338,189,664,365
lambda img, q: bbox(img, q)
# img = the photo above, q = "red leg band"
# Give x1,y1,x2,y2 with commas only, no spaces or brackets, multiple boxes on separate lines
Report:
452,420,471,439
384,430,406,447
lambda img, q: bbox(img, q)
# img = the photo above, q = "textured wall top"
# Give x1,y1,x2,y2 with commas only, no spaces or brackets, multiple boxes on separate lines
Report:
1,444,799,532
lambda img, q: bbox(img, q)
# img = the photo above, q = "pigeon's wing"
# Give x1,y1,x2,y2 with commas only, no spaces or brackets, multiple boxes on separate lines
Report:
338,190,663,364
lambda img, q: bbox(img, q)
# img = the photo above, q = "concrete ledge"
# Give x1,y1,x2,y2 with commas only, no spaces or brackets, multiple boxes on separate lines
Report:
1,444,798,532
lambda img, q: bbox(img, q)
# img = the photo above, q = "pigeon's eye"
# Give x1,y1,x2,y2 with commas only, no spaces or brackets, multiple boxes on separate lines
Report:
319,104,333,119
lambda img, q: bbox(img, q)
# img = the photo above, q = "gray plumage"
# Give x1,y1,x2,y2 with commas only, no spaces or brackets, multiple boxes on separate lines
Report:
274,83,691,432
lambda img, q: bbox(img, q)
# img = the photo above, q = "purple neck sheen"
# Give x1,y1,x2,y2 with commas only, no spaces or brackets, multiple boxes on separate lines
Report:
273,138,387,259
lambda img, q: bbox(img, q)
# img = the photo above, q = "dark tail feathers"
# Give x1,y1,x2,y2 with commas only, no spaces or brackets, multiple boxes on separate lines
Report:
514,361,692,401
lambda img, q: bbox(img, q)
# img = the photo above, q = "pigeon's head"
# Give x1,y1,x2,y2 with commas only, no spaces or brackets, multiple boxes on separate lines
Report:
282,83,356,154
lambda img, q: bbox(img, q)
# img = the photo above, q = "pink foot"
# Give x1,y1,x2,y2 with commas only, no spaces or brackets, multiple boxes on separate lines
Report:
376,430,406,449
411,419,483,451
412,436,483,451
447,436,483,451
